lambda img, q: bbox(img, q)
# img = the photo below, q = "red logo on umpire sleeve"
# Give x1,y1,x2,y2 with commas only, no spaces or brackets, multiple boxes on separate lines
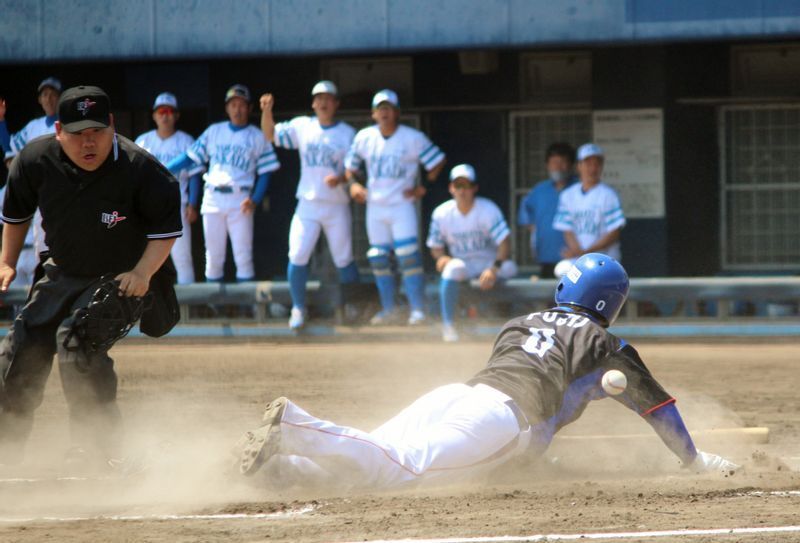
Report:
101,211,127,229
77,98,97,117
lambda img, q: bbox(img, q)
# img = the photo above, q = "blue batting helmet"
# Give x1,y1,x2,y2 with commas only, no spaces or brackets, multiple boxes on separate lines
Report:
554,253,629,326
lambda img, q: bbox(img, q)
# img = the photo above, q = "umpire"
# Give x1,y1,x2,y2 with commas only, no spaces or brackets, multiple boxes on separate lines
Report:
0,86,182,468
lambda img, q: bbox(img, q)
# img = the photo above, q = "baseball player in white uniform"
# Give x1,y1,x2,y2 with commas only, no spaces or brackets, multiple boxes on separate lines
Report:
345,89,446,326
168,84,280,281
259,81,358,330
135,92,202,284
553,143,626,261
0,77,62,288
427,164,517,342
232,254,739,490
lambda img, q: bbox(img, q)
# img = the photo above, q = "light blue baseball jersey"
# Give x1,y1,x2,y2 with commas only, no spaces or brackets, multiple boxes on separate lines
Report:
427,197,510,268
4,115,57,160
345,124,445,206
188,122,279,188
274,116,355,204
135,129,200,204
553,182,626,261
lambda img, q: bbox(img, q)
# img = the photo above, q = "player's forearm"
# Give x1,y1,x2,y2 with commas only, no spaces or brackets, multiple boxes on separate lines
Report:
345,169,363,184
563,231,582,252
585,228,621,253
0,221,30,268
188,174,203,207
250,172,271,205
645,402,697,465
132,238,177,280
166,153,199,174
426,158,447,182
495,237,511,262
260,109,276,142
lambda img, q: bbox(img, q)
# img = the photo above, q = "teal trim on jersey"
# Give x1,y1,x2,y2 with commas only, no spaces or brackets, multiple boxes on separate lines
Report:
319,120,340,130
44,114,57,127
227,122,248,132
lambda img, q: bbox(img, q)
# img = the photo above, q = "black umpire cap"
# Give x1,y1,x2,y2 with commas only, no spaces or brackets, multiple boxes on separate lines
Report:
58,86,111,133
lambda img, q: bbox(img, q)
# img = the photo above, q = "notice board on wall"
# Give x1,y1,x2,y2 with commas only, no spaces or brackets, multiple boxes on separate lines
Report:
592,109,664,219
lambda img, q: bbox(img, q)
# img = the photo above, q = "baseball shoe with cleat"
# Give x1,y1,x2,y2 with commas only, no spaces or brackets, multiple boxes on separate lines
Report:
288,307,305,330
407,309,426,326
233,397,287,476
369,308,403,326
441,323,459,342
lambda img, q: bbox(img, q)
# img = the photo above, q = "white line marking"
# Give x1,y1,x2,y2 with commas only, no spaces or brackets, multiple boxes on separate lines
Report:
0,505,315,524
346,525,800,543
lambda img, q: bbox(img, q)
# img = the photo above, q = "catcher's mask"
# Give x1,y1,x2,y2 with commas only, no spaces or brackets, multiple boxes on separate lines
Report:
63,279,152,354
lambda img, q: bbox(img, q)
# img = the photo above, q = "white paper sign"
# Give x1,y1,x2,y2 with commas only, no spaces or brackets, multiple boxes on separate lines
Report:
592,109,664,218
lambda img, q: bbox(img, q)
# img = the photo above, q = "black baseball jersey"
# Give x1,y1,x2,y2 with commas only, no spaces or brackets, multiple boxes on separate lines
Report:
3,134,182,277
467,307,674,435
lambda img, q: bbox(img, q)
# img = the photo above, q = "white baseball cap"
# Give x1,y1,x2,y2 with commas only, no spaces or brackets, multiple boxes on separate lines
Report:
371,89,399,109
577,143,604,161
449,164,477,183
311,80,338,97
152,92,178,110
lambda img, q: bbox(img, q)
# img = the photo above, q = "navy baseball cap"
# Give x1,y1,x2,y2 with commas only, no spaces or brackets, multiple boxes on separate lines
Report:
225,84,251,104
58,86,111,133
38,77,62,94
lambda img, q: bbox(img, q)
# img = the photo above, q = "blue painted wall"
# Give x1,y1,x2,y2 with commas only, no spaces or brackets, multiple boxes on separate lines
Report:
2,0,800,63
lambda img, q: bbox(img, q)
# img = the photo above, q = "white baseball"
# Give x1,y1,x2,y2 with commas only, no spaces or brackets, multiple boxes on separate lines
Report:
601,370,627,395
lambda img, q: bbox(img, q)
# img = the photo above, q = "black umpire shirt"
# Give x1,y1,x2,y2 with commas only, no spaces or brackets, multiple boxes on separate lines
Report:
468,308,674,432
3,134,182,277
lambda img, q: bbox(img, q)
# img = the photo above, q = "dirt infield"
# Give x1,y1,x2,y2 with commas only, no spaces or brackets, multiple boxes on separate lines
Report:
0,340,798,542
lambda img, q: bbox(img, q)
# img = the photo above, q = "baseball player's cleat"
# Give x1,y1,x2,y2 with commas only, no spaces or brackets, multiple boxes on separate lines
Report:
288,307,305,330
369,308,404,326
233,397,287,476
442,324,459,343
407,309,427,326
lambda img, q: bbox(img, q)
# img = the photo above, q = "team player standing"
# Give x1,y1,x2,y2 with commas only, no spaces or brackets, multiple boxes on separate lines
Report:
259,81,359,330
345,89,446,325
0,77,62,288
135,92,202,285
168,84,280,282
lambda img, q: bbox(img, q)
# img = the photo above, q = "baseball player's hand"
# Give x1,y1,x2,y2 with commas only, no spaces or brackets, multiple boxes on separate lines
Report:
349,182,368,204
0,264,17,292
324,174,342,188
186,205,199,224
478,267,498,290
690,450,740,474
259,93,274,112
404,186,427,200
241,198,257,214
435,255,452,273
0,98,6,121
115,270,150,298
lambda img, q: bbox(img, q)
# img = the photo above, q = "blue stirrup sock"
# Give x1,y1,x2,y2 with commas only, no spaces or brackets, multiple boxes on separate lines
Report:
440,278,460,325
338,261,359,284
288,263,309,309
403,273,425,313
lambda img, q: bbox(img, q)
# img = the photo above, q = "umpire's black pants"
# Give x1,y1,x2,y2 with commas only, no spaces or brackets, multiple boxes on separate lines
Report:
0,260,121,463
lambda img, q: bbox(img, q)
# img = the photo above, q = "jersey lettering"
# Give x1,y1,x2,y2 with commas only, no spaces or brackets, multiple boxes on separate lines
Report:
303,143,340,169
214,144,253,171
368,153,406,179
522,327,556,358
528,311,589,328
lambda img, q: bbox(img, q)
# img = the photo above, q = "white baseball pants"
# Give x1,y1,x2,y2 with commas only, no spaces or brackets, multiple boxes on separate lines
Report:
267,383,530,489
442,258,518,281
366,201,418,247
202,208,254,281
171,205,195,284
288,199,353,268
